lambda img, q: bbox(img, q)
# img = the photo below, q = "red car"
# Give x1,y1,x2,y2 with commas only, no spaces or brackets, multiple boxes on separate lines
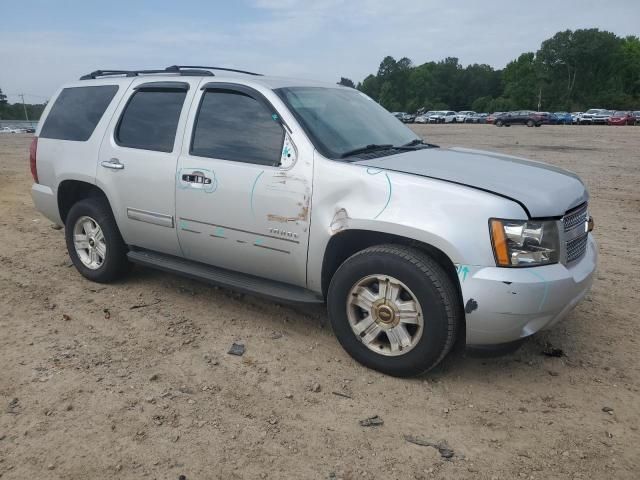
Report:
485,112,504,124
608,111,636,126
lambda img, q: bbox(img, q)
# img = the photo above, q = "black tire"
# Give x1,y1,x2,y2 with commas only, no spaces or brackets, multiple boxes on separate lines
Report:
495,119,503,127
65,197,131,283
327,245,460,377
526,119,534,127
534,122,541,127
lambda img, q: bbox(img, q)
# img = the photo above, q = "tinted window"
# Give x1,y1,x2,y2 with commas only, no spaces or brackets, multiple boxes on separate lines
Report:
191,90,284,166
117,89,186,152
40,86,118,141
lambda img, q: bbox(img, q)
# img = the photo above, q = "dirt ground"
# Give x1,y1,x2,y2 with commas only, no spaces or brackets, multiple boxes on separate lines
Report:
1,125,639,480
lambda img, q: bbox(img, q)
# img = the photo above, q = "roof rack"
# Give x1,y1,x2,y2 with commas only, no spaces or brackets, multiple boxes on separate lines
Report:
79,65,262,80
165,65,263,76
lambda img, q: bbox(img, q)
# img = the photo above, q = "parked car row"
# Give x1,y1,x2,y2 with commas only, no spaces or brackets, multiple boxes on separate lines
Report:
398,109,640,126
0,125,36,133
573,109,638,125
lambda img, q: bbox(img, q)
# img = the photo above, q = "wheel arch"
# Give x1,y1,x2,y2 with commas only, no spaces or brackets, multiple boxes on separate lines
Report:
321,229,464,308
57,180,110,224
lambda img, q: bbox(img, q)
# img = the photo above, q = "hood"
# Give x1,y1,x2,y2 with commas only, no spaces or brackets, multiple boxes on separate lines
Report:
355,147,588,218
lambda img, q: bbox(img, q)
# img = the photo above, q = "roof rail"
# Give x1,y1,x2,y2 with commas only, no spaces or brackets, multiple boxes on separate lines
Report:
165,65,263,76
79,67,215,80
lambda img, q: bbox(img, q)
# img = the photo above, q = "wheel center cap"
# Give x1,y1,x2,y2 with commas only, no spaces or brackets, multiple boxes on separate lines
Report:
376,304,395,324
88,238,95,248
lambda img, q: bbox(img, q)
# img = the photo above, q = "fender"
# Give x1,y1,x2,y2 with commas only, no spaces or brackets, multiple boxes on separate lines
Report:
306,152,528,293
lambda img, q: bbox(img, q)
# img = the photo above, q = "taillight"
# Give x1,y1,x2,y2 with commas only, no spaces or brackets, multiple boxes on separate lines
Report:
29,136,38,183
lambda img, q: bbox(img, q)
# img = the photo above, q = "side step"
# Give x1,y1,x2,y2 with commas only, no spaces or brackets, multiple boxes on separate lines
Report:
127,249,324,305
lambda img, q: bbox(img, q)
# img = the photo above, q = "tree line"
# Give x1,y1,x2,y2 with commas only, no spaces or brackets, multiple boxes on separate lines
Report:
342,29,640,113
0,90,46,121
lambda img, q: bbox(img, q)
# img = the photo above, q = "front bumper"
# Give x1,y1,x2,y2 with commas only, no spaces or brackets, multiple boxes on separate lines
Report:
461,235,597,345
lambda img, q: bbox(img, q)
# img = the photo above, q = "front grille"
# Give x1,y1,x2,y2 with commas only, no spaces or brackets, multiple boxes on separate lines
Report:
563,203,588,263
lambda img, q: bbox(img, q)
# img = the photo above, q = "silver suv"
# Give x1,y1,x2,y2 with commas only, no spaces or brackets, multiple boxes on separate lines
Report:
30,65,597,377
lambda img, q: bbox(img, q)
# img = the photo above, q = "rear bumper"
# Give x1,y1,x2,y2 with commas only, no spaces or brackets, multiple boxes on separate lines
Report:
462,235,597,345
31,183,62,225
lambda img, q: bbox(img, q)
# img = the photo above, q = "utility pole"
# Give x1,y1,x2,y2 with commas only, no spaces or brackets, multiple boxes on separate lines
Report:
19,94,29,122
537,88,542,112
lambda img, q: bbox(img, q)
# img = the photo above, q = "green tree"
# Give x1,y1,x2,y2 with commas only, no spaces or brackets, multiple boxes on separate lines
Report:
0,88,7,105
337,77,355,88
502,53,540,110
356,28,640,113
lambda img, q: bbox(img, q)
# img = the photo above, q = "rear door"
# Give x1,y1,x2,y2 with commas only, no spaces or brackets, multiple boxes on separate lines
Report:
97,78,199,256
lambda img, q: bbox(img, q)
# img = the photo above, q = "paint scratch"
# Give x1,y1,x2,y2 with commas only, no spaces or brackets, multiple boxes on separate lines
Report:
373,173,392,219
527,270,549,312
250,170,265,218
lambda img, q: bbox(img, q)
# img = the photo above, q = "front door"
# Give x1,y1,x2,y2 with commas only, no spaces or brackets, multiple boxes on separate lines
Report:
175,83,312,287
97,78,198,256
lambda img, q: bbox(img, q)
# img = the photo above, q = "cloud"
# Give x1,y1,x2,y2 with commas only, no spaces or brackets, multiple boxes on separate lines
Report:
0,0,638,103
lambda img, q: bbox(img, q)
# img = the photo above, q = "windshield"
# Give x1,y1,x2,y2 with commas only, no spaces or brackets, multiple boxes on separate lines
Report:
275,87,418,159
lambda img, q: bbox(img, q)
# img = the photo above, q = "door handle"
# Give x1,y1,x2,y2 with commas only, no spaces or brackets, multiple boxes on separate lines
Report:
182,173,212,184
101,158,125,170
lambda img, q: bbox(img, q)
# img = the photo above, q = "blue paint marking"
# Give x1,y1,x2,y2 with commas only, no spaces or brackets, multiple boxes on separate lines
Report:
250,170,265,217
272,113,279,121
255,238,263,245
215,227,225,237
373,173,392,219
527,270,549,312
456,265,470,281
179,220,188,230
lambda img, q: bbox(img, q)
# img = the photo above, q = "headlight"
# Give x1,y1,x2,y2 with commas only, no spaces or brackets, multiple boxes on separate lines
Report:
490,219,560,267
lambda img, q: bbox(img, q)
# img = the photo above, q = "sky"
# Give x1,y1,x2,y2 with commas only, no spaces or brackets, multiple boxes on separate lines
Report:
1,0,638,104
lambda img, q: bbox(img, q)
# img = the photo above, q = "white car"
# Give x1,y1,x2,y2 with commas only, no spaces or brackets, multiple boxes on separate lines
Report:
579,109,607,125
414,111,434,123
0,126,23,133
455,111,476,123
428,111,457,124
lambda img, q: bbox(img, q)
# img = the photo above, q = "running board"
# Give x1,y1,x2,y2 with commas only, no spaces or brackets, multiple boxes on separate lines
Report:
127,249,324,305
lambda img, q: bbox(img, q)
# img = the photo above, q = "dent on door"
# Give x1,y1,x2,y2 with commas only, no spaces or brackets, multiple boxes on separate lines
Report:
177,131,310,252
252,132,311,233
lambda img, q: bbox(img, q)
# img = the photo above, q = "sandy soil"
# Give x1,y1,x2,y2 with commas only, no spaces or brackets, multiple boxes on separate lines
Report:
1,125,639,480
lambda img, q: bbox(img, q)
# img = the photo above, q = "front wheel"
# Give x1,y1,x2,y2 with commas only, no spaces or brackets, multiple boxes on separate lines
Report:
495,119,503,127
526,119,534,127
65,197,131,283
327,245,460,377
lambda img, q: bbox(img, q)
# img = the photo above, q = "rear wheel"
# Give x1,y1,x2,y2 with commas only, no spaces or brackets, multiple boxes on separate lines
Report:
526,119,534,127
328,245,460,377
495,119,503,127
65,197,131,283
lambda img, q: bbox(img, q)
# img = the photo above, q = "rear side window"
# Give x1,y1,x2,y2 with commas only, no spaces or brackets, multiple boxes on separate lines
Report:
191,90,284,166
116,89,187,152
40,85,118,141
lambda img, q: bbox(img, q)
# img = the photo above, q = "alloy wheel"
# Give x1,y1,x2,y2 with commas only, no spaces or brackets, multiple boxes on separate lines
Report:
347,274,424,356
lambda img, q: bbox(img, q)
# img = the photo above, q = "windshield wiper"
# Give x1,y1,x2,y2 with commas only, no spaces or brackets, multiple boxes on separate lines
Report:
401,139,425,147
397,139,439,149
340,144,394,159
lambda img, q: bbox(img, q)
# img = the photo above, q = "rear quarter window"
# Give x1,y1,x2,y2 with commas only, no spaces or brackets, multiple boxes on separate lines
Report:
40,85,119,141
